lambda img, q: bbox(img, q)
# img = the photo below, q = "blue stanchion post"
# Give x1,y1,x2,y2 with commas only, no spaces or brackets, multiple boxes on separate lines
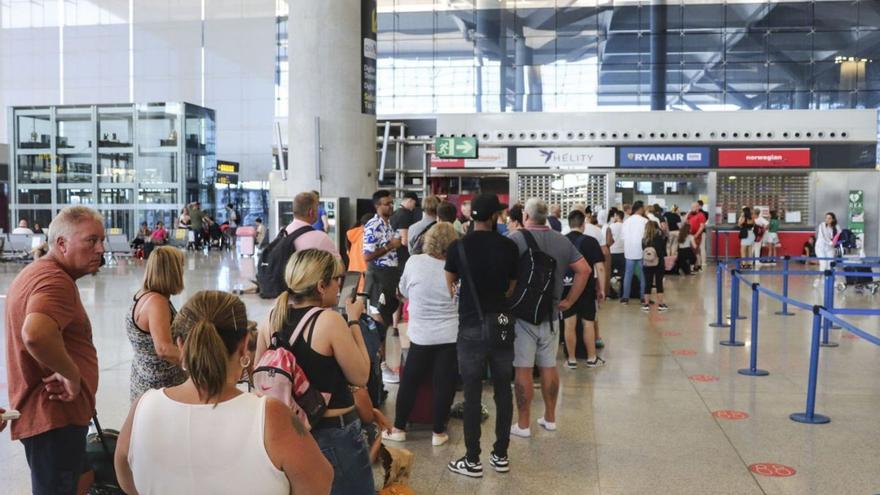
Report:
709,262,729,328
729,259,746,320
790,307,831,424
774,256,795,316
820,269,839,348
721,270,745,347
739,283,769,376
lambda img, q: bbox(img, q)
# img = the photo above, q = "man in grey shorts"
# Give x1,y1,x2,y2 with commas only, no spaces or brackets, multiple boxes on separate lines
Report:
506,198,590,436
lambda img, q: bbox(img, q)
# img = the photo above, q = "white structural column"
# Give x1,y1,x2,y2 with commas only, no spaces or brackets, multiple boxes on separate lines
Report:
285,0,376,200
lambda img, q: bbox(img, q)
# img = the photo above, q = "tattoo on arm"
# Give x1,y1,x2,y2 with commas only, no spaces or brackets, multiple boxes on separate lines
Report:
290,414,308,437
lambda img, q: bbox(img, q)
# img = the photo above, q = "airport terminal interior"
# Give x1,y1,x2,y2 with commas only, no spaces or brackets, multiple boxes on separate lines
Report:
1,1,880,494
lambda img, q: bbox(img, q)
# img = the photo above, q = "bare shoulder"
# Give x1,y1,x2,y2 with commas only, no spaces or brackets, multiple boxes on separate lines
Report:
316,308,347,330
265,397,308,438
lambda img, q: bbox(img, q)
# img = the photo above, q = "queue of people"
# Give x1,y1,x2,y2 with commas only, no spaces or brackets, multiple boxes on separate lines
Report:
5,194,848,494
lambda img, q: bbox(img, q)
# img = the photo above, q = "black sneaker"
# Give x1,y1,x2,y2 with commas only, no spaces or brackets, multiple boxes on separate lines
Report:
585,357,606,368
448,456,483,478
658,304,669,312
620,298,629,305
641,303,651,312
489,452,510,473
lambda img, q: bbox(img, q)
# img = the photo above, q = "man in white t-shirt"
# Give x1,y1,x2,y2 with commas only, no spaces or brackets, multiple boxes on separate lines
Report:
620,201,648,304
607,209,626,298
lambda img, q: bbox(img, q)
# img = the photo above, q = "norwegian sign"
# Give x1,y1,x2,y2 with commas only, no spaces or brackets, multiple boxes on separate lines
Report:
435,137,478,159
718,148,811,168
516,147,615,169
619,147,709,168
432,148,507,169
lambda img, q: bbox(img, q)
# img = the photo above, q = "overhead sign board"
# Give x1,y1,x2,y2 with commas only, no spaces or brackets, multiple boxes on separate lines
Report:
516,147,615,169
718,148,811,168
435,137,478,159
619,147,710,168
216,173,239,185
431,148,507,169
216,160,240,174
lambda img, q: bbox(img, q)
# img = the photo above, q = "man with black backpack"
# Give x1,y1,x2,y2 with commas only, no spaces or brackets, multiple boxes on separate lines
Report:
444,193,519,478
507,198,590,438
255,191,340,299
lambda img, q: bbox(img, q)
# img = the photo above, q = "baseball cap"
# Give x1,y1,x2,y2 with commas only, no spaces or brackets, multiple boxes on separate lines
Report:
471,193,508,221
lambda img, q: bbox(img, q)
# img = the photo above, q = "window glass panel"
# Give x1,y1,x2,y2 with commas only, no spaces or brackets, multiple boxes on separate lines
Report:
98,187,134,205
680,3,723,31
138,188,178,205
58,188,93,204
860,1,880,30
17,155,52,184
98,153,134,183
725,62,768,93
814,1,857,31
680,33,722,64
756,2,813,31
726,31,766,63
138,154,177,183
57,155,93,183
99,210,133,237
17,115,52,149
18,189,52,204
724,3,767,31
767,32,812,62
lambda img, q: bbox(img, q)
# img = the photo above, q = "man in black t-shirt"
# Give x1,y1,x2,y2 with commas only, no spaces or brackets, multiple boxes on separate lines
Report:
444,193,518,479
390,192,420,268
562,210,607,369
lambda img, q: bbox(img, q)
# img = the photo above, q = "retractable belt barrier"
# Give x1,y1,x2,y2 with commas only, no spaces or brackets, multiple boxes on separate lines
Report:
711,256,880,425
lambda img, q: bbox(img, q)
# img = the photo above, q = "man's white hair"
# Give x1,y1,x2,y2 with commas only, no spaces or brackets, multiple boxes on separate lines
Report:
48,206,104,247
524,198,548,225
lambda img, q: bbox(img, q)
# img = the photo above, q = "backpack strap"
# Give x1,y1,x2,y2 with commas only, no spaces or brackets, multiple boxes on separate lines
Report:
287,225,315,242
456,241,485,324
520,228,541,252
286,307,324,348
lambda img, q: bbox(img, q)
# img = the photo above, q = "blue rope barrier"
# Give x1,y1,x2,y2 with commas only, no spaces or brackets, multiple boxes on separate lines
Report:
737,270,827,276
828,307,880,316
754,285,815,312
832,271,879,277
818,309,880,346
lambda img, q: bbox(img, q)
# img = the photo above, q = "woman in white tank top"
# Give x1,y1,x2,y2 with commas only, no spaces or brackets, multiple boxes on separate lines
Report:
114,291,333,495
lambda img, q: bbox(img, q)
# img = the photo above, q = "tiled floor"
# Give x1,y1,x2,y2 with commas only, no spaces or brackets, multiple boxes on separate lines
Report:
1,252,879,494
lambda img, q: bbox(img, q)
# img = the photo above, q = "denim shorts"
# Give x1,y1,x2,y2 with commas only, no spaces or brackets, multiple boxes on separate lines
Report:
312,418,375,495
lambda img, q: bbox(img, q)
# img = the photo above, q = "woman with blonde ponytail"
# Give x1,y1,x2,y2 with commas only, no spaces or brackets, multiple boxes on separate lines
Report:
255,249,373,495
114,290,333,495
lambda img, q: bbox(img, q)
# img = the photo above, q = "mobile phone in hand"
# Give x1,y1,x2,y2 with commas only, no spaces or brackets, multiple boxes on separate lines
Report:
1,409,21,421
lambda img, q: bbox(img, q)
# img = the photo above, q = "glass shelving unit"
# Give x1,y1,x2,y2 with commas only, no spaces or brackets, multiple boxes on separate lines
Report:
7,102,216,237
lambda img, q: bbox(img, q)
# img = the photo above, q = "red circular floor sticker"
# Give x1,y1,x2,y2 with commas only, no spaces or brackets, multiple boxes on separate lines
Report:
712,410,750,420
749,463,796,477
662,331,681,337
842,333,860,340
689,374,719,382
672,349,697,356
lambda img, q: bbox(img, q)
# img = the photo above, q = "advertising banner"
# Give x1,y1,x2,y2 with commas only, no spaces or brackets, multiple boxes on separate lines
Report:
619,147,710,168
516,147,615,169
849,189,864,235
361,0,377,114
718,148,810,168
431,148,508,169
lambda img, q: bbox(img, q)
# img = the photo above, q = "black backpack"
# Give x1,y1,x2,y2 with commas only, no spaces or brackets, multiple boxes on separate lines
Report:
257,225,314,299
509,229,557,325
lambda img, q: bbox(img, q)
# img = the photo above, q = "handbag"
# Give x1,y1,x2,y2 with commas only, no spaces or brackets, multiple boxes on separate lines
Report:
456,242,515,349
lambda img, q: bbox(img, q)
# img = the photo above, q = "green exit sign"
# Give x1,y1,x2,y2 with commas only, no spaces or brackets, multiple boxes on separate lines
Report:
435,137,478,159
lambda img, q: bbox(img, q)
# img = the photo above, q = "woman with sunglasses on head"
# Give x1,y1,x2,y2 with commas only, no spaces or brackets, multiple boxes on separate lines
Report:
255,249,373,495
114,291,333,495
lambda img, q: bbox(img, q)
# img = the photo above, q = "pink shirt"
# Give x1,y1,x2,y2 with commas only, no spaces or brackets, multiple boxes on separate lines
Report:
284,219,341,259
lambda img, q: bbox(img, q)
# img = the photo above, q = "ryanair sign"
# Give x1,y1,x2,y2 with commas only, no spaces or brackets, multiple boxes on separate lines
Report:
619,147,710,168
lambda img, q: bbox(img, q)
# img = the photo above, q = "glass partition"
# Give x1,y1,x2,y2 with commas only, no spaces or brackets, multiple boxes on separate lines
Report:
17,154,52,183
16,114,52,149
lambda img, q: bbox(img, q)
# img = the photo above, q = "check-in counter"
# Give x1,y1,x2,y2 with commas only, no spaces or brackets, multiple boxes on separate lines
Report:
710,228,815,260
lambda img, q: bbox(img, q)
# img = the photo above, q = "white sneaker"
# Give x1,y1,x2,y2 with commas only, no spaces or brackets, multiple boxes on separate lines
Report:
510,424,531,438
432,432,449,446
537,417,557,431
382,429,406,442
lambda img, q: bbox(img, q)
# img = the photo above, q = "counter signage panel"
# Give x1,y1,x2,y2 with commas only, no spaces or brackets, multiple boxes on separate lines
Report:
718,148,810,168
516,147,615,168
619,147,710,168
216,161,239,174
431,148,508,169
